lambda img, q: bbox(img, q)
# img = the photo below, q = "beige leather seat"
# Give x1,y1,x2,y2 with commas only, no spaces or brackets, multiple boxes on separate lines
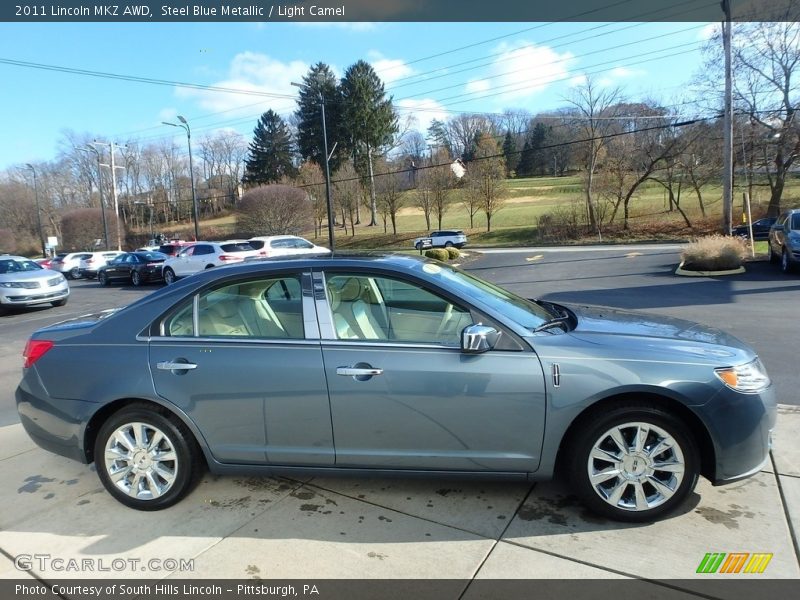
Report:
198,298,251,337
329,277,387,340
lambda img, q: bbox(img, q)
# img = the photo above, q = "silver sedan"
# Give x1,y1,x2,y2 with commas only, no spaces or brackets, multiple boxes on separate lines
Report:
0,255,69,313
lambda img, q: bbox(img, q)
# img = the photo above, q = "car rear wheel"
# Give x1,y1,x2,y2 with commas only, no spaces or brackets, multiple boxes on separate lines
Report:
69,267,81,279
131,271,142,286
445,241,454,248
98,272,110,286
51,298,68,307
163,268,176,285
94,406,201,510
567,402,699,522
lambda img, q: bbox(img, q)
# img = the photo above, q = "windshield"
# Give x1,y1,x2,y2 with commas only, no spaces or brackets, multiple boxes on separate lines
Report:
414,260,554,330
0,259,43,274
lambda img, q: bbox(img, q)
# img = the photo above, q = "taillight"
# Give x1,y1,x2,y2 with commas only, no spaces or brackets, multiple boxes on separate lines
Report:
218,254,240,262
146,262,161,268
23,340,54,368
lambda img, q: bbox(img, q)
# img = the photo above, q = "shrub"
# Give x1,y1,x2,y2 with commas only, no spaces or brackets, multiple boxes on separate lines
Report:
681,235,747,271
238,184,313,237
424,248,450,261
446,247,460,259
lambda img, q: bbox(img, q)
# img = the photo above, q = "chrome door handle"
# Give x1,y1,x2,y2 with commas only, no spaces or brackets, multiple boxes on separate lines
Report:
157,361,198,371
337,367,383,377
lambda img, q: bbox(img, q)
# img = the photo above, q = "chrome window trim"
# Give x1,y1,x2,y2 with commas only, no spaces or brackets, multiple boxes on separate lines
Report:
320,339,460,350
312,271,337,340
301,271,321,340
192,293,199,336
146,336,322,347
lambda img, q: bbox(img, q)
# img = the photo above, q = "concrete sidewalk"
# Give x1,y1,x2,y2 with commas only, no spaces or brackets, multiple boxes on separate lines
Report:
0,406,797,592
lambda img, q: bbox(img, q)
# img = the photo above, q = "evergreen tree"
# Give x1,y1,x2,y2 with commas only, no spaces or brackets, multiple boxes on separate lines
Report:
517,137,535,177
340,60,398,226
294,63,347,173
502,131,519,177
242,110,296,185
530,123,549,175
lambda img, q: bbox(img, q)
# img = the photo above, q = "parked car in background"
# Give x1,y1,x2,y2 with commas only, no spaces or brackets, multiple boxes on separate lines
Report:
157,241,192,258
0,255,68,313
413,230,468,250
769,209,800,273
16,254,775,521
98,251,169,287
161,241,260,284
34,258,53,269
78,251,124,279
733,217,777,241
49,252,94,279
247,235,330,258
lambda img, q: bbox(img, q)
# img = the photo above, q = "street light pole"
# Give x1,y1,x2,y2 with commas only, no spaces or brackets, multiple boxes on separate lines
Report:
24,164,46,257
163,116,200,240
79,146,110,250
291,81,335,253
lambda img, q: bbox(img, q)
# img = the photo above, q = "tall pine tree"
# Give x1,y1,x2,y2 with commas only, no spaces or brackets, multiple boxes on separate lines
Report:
340,60,398,226
243,110,296,185
294,63,347,173
502,131,519,177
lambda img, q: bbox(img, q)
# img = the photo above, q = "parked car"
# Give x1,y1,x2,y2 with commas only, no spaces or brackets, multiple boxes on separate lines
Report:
161,241,260,284
49,252,94,279
247,235,330,258
157,241,192,258
16,254,775,521
97,251,169,286
78,251,125,279
768,209,800,273
732,217,777,241
413,230,468,250
34,258,53,269
0,255,68,313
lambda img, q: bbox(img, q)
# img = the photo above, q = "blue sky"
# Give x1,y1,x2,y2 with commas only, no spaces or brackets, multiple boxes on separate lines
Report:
0,21,716,172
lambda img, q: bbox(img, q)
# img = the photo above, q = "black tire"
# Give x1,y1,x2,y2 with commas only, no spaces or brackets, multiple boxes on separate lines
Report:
567,401,699,523
131,270,142,287
51,298,68,307
94,405,202,511
445,241,454,248
98,271,110,286
163,268,176,285
69,267,81,280
205,264,215,269
769,246,779,264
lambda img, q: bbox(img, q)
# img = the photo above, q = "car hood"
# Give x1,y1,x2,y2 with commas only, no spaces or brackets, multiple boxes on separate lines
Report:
563,304,754,362
0,269,62,282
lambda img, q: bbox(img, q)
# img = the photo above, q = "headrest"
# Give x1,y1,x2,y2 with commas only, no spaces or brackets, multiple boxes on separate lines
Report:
339,277,363,302
327,286,341,311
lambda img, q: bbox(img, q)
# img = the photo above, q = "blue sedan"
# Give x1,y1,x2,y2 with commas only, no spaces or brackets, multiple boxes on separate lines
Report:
16,254,775,521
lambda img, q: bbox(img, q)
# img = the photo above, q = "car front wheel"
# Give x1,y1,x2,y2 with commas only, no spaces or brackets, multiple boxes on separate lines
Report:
781,248,793,273
51,298,68,307
94,406,201,510
163,268,176,285
568,402,699,522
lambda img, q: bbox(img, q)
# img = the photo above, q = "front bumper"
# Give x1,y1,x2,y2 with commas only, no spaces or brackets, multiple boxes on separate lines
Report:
0,287,69,307
695,384,777,485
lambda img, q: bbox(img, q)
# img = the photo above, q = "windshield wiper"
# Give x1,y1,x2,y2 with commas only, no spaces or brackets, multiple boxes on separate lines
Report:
533,316,571,333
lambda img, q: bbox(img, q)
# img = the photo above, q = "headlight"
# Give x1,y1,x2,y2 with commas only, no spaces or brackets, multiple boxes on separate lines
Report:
715,359,770,393
0,282,25,288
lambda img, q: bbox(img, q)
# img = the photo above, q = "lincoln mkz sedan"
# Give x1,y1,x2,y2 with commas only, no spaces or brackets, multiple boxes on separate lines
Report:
16,255,775,521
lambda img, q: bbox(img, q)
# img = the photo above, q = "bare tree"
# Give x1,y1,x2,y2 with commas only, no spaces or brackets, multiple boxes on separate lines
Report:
237,185,314,237
426,148,456,230
566,78,624,233
374,158,405,235
466,133,507,232
294,161,327,238
332,162,362,236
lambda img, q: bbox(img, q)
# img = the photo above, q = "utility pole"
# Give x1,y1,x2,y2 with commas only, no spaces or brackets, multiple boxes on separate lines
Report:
94,140,125,251
24,164,46,257
79,146,109,250
722,0,733,234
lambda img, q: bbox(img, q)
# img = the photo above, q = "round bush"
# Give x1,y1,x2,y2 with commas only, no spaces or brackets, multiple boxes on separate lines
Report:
424,248,450,261
446,247,460,260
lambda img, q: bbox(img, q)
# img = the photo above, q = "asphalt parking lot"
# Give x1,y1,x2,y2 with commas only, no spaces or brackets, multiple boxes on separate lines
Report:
0,246,798,593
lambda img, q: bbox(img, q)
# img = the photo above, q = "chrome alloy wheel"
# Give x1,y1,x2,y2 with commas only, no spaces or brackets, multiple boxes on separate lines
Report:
587,421,685,512
104,422,178,500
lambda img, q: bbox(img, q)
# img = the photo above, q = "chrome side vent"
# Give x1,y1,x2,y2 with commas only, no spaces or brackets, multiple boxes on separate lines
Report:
552,363,561,387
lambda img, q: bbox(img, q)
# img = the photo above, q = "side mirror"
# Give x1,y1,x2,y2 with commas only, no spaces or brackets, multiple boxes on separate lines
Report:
461,324,501,354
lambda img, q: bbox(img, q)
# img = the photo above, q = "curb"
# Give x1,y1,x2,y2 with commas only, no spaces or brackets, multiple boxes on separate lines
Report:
675,261,746,277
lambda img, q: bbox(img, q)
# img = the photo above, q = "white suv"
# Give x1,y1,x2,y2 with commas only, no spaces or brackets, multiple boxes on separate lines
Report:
162,241,260,284
49,252,94,279
247,235,330,258
78,251,124,279
413,230,468,250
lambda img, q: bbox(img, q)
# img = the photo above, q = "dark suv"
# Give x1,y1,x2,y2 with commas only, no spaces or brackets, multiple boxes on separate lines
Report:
769,209,800,273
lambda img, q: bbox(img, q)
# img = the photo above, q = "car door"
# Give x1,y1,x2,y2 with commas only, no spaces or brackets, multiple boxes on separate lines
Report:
317,269,546,473
103,254,129,280
171,245,197,276
149,271,334,466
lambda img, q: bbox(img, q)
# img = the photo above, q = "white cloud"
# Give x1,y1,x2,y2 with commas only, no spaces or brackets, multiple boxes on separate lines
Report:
367,50,414,85
698,23,720,40
568,74,588,88
464,41,574,105
174,52,308,116
395,98,450,135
